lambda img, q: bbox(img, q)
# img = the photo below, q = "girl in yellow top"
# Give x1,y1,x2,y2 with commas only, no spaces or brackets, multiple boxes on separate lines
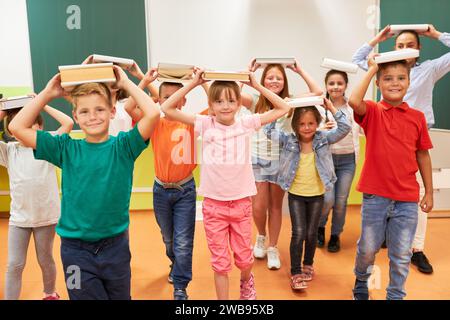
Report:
264,99,350,290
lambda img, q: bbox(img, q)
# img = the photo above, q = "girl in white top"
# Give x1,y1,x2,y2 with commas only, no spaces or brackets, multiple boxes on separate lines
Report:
241,59,323,270
317,70,360,253
0,103,73,300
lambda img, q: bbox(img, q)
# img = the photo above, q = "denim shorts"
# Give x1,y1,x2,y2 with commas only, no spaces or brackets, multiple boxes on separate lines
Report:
252,157,279,183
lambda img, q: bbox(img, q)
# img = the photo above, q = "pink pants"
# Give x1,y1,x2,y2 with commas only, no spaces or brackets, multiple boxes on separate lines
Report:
202,197,254,274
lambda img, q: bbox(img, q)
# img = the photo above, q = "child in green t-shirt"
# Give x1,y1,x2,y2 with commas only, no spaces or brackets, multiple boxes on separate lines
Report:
9,66,160,300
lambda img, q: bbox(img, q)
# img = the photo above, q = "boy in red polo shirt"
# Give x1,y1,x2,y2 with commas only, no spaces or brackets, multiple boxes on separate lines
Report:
348,55,433,300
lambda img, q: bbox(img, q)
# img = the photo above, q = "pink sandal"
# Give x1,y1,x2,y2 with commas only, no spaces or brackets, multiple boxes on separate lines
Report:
302,265,314,281
290,274,308,290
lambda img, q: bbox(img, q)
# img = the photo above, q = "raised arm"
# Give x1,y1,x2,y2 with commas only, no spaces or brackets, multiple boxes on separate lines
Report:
240,58,261,109
418,25,450,81
128,62,159,100
9,74,67,149
348,55,378,116
287,59,323,97
43,105,74,134
322,98,351,144
353,25,393,71
113,66,160,141
416,149,433,213
160,68,206,126
124,68,159,123
243,73,290,126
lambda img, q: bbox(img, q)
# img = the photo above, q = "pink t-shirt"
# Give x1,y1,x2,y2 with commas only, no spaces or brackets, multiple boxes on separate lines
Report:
194,114,262,201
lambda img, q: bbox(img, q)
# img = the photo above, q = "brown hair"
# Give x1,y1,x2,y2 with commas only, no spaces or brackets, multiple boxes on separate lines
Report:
116,89,129,101
159,82,184,97
291,106,322,139
396,30,421,47
207,81,241,106
376,60,411,80
254,64,290,114
70,83,113,109
324,69,349,99
4,108,43,136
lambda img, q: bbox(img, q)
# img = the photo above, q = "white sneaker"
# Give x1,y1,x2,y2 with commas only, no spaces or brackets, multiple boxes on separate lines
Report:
267,246,281,270
253,234,267,258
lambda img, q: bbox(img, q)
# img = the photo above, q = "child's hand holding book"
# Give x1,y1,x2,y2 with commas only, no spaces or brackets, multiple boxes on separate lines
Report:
44,74,70,100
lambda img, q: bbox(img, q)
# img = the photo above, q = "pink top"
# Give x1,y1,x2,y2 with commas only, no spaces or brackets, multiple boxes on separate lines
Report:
194,114,262,201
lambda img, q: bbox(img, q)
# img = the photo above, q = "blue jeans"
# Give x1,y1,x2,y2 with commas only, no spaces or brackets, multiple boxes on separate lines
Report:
153,178,196,290
60,230,131,300
319,153,356,235
354,194,418,300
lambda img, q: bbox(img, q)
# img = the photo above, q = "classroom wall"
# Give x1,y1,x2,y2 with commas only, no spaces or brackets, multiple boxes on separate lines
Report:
0,0,33,88
1,0,382,211
147,0,378,114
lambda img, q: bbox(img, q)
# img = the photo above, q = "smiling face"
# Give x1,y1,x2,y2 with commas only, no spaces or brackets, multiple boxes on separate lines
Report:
291,106,322,142
209,88,240,126
263,66,286,95
207,81,241,126
376,63,410,106
326,73,348,101
72,94,115,142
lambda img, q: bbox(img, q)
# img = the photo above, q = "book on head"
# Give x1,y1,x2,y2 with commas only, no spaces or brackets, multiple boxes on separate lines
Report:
59,63,116,88
287,96,324,108
390,24,429,35
0,95,33,111
202,71,250,82
157,63,195,83
92,54,134,69
374,49,420,64
255,57,296,67
321,58,359,74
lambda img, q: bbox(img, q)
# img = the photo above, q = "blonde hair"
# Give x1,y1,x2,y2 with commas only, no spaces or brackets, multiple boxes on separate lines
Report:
254,64,290,114
70,83,113,109
207,81,241,106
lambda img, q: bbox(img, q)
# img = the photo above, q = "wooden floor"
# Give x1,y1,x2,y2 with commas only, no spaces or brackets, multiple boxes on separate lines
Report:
0,206,449,300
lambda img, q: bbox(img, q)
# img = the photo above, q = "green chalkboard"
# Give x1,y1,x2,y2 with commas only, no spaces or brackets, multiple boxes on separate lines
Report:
380,0,450,129
26,0,148,131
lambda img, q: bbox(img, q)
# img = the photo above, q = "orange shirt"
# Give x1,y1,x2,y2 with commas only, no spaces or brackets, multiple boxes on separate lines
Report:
354,100,433,202
151,109,209,183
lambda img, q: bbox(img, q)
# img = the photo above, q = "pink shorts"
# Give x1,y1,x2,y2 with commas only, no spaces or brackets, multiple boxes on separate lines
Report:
202,197,254,274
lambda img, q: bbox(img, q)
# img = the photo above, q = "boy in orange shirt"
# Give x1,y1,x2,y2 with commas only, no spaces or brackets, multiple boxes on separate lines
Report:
125,71,208,300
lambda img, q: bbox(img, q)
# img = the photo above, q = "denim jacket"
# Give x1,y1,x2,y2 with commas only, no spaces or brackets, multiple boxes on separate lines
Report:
264,110,351,192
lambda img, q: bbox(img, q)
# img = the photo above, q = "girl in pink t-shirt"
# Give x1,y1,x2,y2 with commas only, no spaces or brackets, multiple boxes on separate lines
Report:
161,68,290,300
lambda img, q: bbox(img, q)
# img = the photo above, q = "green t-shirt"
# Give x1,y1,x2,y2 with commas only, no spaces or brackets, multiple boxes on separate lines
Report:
34,125,149,241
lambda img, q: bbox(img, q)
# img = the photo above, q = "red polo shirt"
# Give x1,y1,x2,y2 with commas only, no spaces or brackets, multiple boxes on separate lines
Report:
354,100,433,202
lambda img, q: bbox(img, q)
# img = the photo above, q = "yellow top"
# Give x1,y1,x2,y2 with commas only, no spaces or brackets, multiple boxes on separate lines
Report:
289,152,325,196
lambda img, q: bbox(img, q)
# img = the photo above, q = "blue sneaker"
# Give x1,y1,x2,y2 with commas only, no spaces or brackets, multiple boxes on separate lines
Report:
174,289,188,300
352,279,369,300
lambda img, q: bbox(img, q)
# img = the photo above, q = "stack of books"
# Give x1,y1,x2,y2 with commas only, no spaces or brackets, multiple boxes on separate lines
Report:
390,24,429,35
374,49,420,64
287,96,324,108
157,63,195,83
202,71,250,82
321,58,358,73
255,57,296,67
59,63,116,88
92,54,134,69
0,95,33,110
